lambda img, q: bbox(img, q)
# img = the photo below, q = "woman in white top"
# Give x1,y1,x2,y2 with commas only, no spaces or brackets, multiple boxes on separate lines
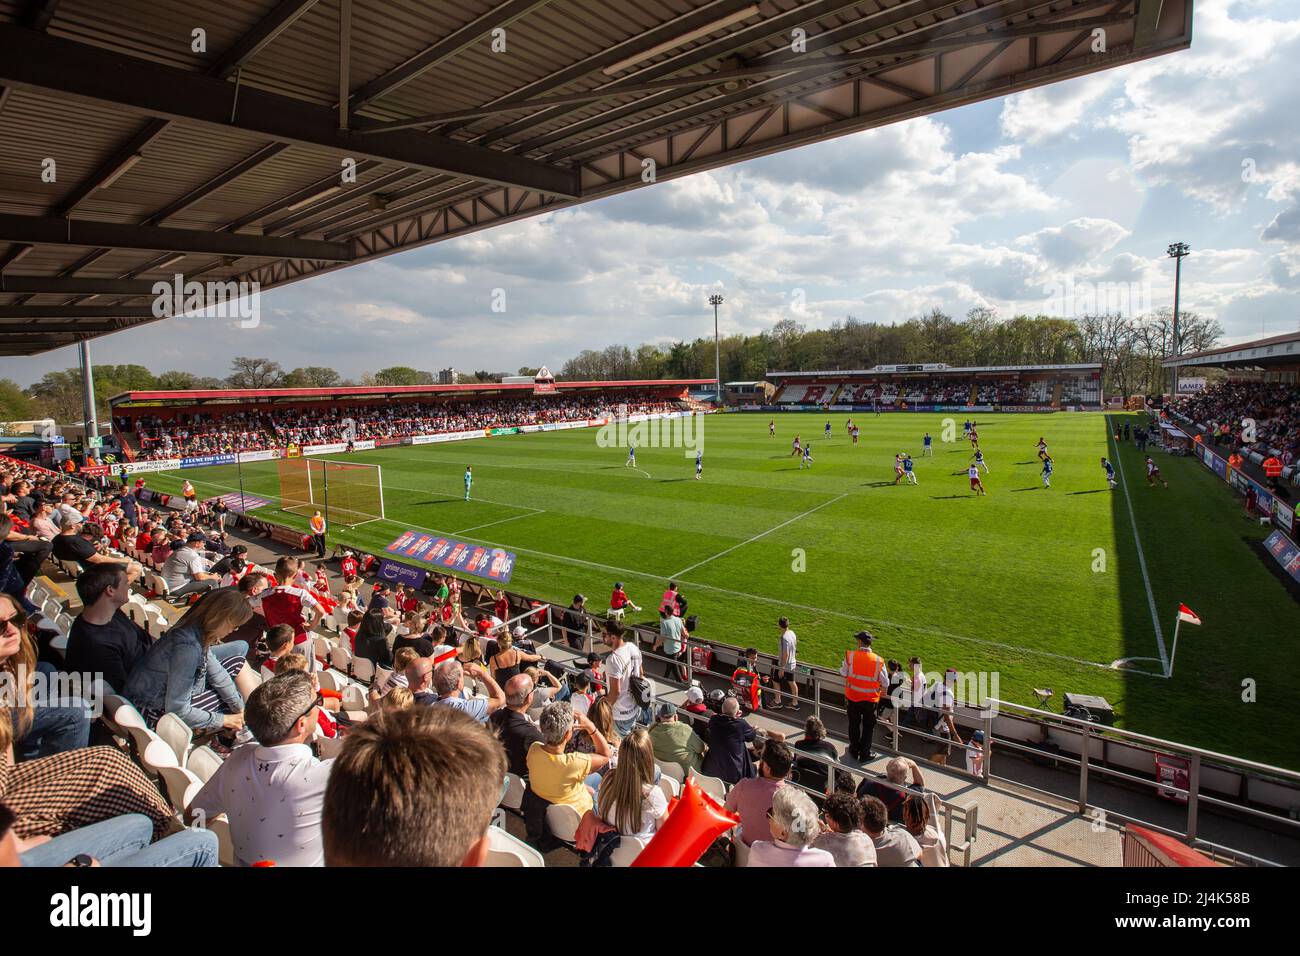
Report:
749,786,836,867
903,793,949,867
596,727,668,839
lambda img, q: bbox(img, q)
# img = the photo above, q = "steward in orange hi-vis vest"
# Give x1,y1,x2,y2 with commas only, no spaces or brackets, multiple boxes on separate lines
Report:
840,630,887,762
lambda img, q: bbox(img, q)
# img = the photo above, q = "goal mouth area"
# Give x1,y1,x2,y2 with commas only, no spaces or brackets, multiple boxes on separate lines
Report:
277,456,385,528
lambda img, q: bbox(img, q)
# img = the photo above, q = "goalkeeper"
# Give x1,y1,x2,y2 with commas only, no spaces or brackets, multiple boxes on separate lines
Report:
464,465,473,501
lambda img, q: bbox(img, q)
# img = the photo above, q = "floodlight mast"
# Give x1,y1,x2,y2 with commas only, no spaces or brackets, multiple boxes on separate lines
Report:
709,293,724,404
1167,242,1190,397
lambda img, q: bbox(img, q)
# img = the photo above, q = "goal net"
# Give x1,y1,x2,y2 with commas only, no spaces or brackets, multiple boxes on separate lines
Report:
276,457,385,527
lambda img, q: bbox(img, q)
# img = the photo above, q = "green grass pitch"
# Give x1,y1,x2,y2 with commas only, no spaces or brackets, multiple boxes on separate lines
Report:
146,411,1300,768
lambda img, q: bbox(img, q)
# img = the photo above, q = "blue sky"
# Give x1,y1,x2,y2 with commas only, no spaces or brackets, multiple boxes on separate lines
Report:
4,0,1298,386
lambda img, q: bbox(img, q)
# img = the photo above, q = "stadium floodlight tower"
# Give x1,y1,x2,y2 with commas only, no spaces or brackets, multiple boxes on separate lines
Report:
1166,242,1190,396
709,293,724,404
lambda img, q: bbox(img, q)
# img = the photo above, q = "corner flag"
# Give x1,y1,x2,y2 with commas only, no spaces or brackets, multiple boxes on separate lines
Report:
1166,604,1202,678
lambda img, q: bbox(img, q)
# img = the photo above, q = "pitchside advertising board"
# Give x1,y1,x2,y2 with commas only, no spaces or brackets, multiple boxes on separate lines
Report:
377,557,427,589
1264,531,1300,584
383,529,516,584
1194,439,1294,535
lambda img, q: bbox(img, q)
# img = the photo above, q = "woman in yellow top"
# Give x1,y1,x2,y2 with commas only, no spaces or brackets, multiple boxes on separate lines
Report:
526,700,611,816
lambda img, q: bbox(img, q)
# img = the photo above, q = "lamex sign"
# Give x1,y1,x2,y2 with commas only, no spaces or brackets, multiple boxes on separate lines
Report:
180,454,236,468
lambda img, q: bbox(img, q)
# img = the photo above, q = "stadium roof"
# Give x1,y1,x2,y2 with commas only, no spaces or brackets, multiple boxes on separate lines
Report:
768,362,1102,377
0,0,1193,357
108,378,713,406
1162,331,1300,370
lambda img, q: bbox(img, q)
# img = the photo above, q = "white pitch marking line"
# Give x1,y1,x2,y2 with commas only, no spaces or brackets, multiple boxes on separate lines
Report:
455,511,544,535
668,492,849,578
1106,414,1169,673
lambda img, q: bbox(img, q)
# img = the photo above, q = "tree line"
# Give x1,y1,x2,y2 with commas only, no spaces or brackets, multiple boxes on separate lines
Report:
557,307,1222,398
0,307,1222,426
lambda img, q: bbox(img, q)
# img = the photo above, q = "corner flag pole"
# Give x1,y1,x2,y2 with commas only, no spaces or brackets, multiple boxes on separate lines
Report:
1166,612,1180,679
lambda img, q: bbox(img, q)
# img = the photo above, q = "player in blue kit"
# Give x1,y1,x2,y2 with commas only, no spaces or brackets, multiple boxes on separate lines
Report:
801,443,814,469
825,420,832,440
626,444,637,468
923,432,933,456
1101,457,1117,489
972,448,988,473
695,449,703,480
901,454,917,484
464,465,473,500
1041,455,1054,489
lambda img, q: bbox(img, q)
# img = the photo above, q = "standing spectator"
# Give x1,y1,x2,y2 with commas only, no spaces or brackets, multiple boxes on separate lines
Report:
489,673,545,778
309,510,326,558
773,616,799,710
649,702,706,774
700,696,757,784
724,738,792,845
748,787,835,867
812,792,877,866
187,672,332,866
562,593,588,650
840,630,887,761
322,707,506,867
116,486,139,529
653,607,688,682
527,700,611,816
929,668,964,766
604,620,648,737
861,794,922,867
65,564,151,694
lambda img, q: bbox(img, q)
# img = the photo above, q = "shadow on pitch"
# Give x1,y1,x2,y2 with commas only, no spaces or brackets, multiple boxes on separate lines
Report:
1008,486,1040,492
929,495,976,500
861,480,896,488
657,478,691,483
1068,489,1108,495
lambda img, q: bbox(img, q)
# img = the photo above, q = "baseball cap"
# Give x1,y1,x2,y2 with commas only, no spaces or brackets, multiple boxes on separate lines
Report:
655,702,677,722
512,625,527,638
686,686,704,704
185,532,206,543
855,630,874,644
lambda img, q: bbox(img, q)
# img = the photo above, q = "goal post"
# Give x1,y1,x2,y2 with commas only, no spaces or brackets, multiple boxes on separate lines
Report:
276,456,385,527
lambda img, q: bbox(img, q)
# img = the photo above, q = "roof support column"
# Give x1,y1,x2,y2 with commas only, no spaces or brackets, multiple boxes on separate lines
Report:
78,339,99,459
338,0,351,131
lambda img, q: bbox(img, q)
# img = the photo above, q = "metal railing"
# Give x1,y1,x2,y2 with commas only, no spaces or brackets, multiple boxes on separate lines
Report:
981,699,1300,866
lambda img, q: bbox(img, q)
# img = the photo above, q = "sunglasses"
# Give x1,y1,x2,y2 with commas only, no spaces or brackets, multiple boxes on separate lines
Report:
295,692,325,725
0,605,27,632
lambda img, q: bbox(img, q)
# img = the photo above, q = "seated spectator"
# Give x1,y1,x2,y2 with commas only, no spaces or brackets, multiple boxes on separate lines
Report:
524,665,562,708
352,607,394,669
748,786,836,867
700,696,756,784
322,706,506,867
568,694,618,757
596,726,668,839
123,589,256,733
423,659,505,723
28,502,59,541
793,715,843,796
812,791,877,866
368,647,418,705
53,517,134,577
724,738,792,845
2,601,171,840
902,793,949,867
0,517,38,614
857,756,929,823
489,673,544,779
382,687,414,711
488,630,540,688
257,624,297,681
649,701,705,774
4,802,218,868
160,531,220,597
391,623,433,660
527,700,610,815
187,671,332,866
0,594,90,759
405,655,434,700
65,564,151,695
861,794,922,867
681,684,710,734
